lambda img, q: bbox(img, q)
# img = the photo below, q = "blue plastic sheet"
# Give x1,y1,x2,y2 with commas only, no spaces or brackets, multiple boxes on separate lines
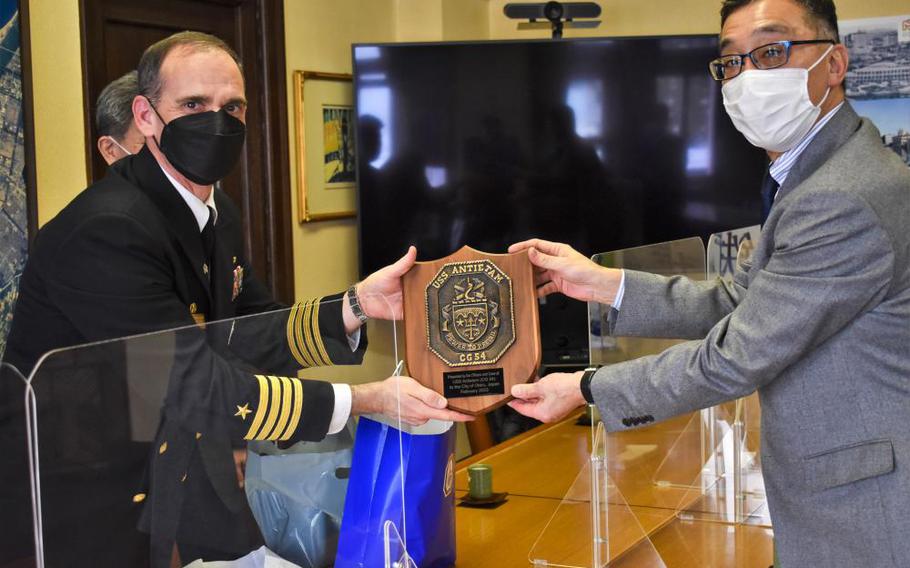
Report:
244,425,353,568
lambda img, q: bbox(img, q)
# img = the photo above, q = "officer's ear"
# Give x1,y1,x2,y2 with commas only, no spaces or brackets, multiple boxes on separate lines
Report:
132,94,160,140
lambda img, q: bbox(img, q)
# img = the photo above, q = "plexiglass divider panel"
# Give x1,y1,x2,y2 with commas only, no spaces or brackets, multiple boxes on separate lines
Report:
528,229,777,567
11,295,423,567
672,226,771,527
528,419,669,567
1,361,38,567
383,520,417,568
588,237,723,493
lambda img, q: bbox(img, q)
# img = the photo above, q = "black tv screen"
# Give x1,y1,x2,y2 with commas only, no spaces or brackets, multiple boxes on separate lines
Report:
353,36,767,364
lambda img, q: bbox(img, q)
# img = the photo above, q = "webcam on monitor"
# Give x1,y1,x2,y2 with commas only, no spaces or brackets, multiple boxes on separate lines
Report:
503,1,602,38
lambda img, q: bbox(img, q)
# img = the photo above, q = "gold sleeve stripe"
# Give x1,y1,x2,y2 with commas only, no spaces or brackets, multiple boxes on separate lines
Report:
294,302,316,367
250,376,283,441
301,300,330,367
296,301,321,367
244,375,270,440
294,303,318,368
267,376,294,440
311,300,333,366
286,304,309,367
279,378,304,441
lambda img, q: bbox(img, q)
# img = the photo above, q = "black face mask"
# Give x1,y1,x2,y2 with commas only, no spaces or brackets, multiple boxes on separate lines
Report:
149,99,246,185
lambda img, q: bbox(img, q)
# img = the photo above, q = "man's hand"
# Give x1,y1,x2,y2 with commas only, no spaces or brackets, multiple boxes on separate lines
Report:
508,372,587,423
233,448,247,489
508,239,621,305
343,247,417,333
351,375,474,426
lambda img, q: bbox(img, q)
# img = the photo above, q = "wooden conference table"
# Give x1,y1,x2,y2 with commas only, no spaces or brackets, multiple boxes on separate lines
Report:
453,411,774,567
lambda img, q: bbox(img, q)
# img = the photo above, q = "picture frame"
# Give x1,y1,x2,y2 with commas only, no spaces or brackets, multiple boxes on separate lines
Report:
293,70,358,223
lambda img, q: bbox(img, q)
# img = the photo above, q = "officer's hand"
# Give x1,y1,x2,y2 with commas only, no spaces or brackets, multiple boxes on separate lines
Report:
347,246,417,329
233,448,247,489
351,375,474,426
508,239,622,305
508,371,587,423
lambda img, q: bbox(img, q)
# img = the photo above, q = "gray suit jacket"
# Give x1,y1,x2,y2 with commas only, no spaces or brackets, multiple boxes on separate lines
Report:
591,103,910,567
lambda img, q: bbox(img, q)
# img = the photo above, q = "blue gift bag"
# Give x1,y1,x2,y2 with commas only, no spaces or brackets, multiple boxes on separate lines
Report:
335,417,456,568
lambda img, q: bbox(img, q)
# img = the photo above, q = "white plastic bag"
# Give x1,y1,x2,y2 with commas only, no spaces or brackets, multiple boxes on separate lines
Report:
183,546,301,568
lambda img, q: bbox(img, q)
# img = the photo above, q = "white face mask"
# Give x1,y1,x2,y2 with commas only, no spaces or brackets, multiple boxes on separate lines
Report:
722,45,833,153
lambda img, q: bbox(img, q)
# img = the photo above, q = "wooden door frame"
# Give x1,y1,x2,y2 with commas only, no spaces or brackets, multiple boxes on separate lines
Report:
77,0,296,304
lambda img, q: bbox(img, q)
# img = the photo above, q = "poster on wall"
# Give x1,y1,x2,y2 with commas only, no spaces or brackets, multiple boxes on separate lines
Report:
323,105,356,185
293,70,357,222
0,1,28,357
841,14,910,166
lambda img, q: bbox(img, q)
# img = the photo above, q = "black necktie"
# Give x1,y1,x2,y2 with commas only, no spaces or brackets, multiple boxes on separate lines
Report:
760,169,780,225
200,206,216,273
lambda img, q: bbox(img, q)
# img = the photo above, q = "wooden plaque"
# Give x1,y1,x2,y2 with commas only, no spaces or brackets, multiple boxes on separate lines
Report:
402,246,541,415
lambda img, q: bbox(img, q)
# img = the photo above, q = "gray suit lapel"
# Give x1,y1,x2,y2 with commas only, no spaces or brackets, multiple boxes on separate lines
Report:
777,102,863,200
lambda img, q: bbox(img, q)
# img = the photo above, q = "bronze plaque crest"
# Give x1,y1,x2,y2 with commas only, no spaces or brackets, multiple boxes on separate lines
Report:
427,260,515,367
403,246,541,415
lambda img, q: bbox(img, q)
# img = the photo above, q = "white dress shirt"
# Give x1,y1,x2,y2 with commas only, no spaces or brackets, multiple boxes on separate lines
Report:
160,165,355,435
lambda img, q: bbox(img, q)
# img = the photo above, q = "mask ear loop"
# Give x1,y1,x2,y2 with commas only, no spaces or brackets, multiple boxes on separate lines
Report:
143,96,169,150
109,137,133,156
807,44,835,108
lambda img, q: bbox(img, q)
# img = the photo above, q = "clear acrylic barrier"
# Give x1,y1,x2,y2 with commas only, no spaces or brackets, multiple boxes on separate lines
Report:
673,226,770,527
528,420,668,567
589,237,722,493
0,294,427,567
575,232,772,563
0,361,37,566
589,237,706,367
586,228,770,528
383,521,417,568
673,394,770,527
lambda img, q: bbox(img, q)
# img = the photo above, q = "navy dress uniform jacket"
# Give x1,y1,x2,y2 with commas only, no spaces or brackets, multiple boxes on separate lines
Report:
3,146,365,567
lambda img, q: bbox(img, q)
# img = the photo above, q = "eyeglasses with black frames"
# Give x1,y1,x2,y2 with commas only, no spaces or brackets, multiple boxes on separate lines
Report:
708,39,836,81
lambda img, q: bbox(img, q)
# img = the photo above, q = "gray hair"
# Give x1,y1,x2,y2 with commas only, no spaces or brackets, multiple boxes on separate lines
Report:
137,31,242,104
95,70,138,140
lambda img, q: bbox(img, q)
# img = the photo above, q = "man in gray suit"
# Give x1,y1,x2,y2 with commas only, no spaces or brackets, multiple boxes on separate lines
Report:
508,0,910,566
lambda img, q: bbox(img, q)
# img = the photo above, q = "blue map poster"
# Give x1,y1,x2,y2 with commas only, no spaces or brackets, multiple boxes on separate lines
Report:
0,1,27,357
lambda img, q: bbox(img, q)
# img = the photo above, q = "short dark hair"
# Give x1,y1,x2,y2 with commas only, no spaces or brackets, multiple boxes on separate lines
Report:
137,31,242,104
720,0,840,43
96,70,138,139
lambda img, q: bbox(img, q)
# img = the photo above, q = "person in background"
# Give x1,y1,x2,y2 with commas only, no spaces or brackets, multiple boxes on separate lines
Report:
95,70,146,164
508,1,910,566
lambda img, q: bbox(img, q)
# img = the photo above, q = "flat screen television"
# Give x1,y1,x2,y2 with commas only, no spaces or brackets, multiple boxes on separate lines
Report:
352,36,767,366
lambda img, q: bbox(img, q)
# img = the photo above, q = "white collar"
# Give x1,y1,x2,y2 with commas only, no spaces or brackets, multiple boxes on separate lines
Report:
159,165,217,232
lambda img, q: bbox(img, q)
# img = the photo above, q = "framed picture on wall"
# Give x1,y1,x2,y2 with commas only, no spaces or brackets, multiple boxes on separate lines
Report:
293,70,357,222
841,14,910,168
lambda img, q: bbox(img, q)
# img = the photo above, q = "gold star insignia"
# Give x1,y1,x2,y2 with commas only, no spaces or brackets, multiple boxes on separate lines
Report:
235,403,252,421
